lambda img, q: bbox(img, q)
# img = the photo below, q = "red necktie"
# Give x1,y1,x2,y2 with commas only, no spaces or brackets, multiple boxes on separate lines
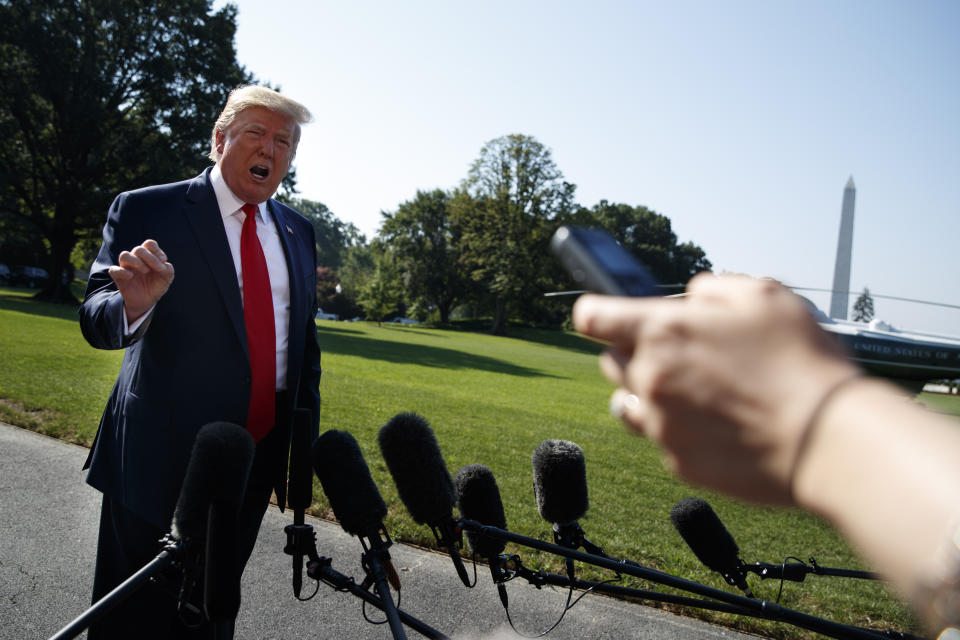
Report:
240,203,276,442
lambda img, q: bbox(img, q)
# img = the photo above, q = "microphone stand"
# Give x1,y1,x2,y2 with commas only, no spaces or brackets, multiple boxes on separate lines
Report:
49,535,186,640
552,521,606,585
430,521,472,587
744,559,879,582
503,553,758,616
285,522,449,640
498,555,922,638
458,519,912,640
358,529,407,640
287,407,314,598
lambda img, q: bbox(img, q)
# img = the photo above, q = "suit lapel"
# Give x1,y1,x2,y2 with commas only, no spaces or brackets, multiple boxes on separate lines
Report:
183,169,248,354
268,200,308,392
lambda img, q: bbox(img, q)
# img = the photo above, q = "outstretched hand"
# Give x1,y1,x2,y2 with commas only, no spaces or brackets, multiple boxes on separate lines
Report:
572,274,860,504
108,239,175,323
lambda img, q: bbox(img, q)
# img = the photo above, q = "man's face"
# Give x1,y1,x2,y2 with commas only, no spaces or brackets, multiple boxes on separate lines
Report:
215,106,298,204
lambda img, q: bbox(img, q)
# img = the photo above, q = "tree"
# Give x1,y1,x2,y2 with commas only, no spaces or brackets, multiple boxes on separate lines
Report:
453,134,576,334
853,287,875,322
566,200,712,288
0,0,252,302
279,196,364,269
379,189,465,323
337,243,375,310
356,242,402,325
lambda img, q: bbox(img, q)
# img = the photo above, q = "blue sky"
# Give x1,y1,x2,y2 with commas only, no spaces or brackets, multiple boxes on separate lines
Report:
216,0,960,334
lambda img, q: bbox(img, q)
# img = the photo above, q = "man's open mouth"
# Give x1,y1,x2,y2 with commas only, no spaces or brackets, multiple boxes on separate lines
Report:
250,165,269,178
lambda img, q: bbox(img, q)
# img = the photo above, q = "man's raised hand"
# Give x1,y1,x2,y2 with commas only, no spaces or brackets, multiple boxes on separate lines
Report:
109,239,175,323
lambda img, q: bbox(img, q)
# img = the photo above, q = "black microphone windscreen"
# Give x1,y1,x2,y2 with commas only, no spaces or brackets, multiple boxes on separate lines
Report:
531,439,588,524
204,502,242,622
287,408,314,510
670,498,741,574
378,412,456,525
312,429,387,537
454,464,507,558
172,422,255,541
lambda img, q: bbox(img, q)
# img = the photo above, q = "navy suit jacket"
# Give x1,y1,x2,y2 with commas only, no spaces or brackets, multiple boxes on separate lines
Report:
79,168,322,529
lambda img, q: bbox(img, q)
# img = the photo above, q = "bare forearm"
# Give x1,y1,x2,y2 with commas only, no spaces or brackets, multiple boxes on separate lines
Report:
793,378,960,621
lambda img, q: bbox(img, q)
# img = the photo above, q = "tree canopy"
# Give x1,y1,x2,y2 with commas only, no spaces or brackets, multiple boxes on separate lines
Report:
279,196,365,270
566,200,712,289
379,189,465,323
0,0,251,300
363,135,712,331
453,134,577,334
0,1,711,333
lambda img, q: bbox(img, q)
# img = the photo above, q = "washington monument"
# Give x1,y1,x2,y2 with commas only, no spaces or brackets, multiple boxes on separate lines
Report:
830,176,856,319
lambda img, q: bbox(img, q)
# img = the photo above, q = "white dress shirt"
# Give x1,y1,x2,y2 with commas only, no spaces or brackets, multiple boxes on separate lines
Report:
210,165,291,390
123,167,293,390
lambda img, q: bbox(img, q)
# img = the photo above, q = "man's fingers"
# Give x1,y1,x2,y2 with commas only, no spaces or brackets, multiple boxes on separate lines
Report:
130,245,168,272
108,265,134,282
117,241,171,274
117,250,147,273
141,239,168,263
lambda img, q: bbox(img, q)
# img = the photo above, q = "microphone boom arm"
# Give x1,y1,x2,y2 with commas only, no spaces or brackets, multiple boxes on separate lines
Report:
430,520,472,587
49,536,184,640
744,559,878,582
285,521,450,639
458,519,901,640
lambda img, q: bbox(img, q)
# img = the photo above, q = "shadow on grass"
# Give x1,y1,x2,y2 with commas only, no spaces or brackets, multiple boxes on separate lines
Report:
0,291,80,322
0,291,583,377
312,323,367,335
415,318,603,355
317,329,559,378
508,327,604,355
379,325,450,339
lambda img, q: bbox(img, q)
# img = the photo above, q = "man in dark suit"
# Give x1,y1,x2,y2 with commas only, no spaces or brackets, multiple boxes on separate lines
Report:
79,85,322,639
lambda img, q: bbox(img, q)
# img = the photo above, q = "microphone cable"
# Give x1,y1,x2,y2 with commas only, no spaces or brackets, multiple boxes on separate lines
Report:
456,460,617,638
501,565,620,639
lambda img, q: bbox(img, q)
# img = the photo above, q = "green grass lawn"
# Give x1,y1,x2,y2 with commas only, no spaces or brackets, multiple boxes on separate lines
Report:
0,286,933,638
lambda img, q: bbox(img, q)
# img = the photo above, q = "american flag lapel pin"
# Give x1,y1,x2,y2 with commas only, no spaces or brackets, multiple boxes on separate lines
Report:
285,225,294,235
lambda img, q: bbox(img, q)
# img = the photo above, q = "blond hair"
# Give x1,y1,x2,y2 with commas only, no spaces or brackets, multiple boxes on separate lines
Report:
208,85,313,162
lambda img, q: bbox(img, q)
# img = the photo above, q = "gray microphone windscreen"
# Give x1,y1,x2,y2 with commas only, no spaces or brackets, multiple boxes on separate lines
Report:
454,464,507,558
670,497,742,574
531,439,588,524
378,412,456,525
312,429,387,537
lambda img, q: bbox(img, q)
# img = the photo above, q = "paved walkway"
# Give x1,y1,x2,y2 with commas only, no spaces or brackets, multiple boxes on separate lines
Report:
0,422,758,640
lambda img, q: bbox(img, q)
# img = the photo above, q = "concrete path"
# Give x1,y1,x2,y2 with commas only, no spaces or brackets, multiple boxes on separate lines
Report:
0,422,758,640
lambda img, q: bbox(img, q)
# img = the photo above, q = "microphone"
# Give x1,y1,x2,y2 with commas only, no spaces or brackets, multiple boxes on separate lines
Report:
311,430,406,639
50,423,254,640
454,464,509,607
454,464,508,558
286,408,314,597
670,497,754,598
377,413,470,587
172,422,255,627
531,440,604,558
